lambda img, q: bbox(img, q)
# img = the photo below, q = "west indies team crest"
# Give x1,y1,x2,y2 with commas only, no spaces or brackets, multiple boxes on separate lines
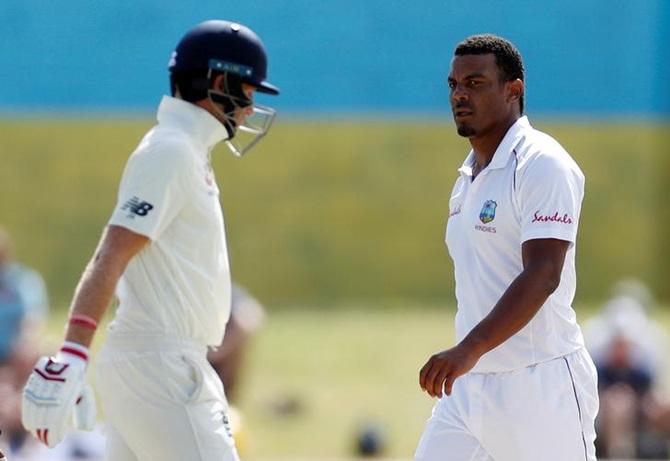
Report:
479,200,497,224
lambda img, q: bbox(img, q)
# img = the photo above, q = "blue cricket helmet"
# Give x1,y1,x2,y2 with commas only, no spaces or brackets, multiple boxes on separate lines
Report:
169,20,279,95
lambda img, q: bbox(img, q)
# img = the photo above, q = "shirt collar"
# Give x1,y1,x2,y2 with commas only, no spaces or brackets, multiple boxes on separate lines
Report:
458,115,530,177
156,96,229,152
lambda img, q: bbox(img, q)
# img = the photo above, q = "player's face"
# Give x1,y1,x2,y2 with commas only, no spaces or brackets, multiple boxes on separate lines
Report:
447,54,514,139
233,84,256,127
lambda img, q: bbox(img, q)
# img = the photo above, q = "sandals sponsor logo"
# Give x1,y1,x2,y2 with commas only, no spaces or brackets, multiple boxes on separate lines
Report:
449,205,462,217
531,211,573,224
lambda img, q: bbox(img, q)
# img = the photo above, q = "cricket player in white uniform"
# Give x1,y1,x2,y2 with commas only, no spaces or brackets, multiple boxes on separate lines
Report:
415,35,599,460
21,20,279,461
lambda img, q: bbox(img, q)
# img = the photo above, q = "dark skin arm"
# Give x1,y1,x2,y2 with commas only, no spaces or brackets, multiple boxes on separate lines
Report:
419,238,571,397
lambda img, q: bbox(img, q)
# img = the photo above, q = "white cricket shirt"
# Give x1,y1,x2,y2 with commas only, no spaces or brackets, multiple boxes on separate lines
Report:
446,116,586,373
108,96,231,347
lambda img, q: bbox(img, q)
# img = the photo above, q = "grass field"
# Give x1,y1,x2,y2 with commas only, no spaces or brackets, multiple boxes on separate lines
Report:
41,303,670,460
237,305,451,459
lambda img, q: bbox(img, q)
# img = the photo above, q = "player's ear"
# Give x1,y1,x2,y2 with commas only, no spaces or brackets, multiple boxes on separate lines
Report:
211,73,226,92
507,79,524,104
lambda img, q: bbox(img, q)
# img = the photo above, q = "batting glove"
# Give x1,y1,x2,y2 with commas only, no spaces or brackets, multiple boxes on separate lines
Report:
21,341,96,447
73,382,97,431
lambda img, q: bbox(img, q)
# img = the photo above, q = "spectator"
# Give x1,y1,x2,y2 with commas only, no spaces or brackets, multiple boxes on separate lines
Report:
0,226,48,364
0,226,49,457
207,283,266,456
584,279,669,459
207,283,266,403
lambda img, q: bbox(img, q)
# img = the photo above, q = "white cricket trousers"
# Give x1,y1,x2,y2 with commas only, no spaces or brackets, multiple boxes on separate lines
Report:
95,333,239,461
415,348,599,461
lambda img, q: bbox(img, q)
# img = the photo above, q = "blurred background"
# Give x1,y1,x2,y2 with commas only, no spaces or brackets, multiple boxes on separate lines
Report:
0,0,668,460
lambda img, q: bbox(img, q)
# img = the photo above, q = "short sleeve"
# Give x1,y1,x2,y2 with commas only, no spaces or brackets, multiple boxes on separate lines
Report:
109,143,193,240
518,153,584,245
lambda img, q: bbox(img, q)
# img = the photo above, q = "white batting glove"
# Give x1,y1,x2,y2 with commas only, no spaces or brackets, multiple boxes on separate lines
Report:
21,342,93,448
73,383,97,431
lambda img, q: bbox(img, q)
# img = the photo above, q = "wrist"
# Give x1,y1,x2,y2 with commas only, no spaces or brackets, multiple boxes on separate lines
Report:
56,341,89,370
459,334,488,360
68,313,98,331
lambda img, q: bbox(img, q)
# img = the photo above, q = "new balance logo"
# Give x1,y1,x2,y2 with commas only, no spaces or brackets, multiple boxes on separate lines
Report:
121,196,154,218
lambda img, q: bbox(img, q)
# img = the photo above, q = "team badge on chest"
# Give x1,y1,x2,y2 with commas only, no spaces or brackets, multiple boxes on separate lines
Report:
479,200,497,224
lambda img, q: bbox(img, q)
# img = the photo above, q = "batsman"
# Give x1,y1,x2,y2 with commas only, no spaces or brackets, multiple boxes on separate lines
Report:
21,20,279,461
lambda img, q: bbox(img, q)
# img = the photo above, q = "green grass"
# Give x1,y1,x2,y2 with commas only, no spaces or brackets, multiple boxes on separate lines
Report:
237,305,452,459
0,119,667,308
39,303,670,459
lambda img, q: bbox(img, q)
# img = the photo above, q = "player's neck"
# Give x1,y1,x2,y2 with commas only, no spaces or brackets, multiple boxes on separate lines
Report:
469,116,519,174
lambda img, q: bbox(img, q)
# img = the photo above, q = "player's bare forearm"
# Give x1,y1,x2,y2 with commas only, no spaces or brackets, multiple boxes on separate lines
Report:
64,225,149,348
64,255,122,347
420,238,570,397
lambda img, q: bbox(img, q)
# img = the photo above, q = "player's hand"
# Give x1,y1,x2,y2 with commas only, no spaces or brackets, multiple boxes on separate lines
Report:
21,342,92,447
419,343,480,398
